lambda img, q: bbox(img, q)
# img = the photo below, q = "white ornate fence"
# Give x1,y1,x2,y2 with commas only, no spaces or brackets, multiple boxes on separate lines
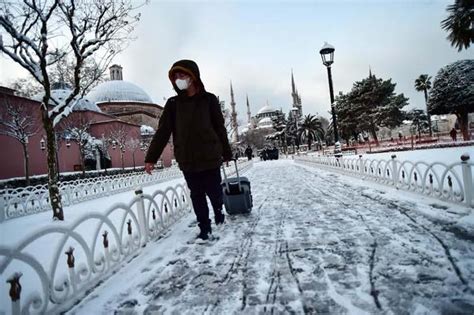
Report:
295,153,473,208
0,183,193,315
0,160,253,314
1,160,252,222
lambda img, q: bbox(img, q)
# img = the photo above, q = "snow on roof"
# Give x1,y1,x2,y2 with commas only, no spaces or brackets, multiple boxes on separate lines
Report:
257,117,274,129
141,125,155,135
259,117,273,124
87,80,153,104
32,89,102,112
257,104,276,115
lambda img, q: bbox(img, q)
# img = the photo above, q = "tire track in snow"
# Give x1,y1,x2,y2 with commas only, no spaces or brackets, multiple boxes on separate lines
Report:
209,198,267,312
297,170,383,311
296,163,474,311
361,193,471,289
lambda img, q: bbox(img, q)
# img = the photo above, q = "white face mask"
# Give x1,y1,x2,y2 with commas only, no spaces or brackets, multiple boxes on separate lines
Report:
175,78,190,90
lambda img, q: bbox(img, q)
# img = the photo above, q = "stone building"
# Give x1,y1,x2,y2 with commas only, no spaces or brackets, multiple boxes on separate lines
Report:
87,65,164,129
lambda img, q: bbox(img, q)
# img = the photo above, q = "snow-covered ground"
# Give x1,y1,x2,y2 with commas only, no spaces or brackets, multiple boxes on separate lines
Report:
64,160,474,314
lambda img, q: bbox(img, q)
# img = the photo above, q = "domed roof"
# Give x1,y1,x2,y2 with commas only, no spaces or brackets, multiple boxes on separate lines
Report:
258,117,273,128
32,88,101,112
87,80,153,104
257,104,276,115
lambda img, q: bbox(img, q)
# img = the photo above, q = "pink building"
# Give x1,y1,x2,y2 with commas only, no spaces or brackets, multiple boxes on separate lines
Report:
0,86,173,180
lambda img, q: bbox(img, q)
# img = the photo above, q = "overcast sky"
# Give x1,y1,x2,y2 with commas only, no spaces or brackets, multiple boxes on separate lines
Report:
0,0,472,122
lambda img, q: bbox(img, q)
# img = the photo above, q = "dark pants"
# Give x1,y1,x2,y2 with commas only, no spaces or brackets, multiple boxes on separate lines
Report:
183,168,223,229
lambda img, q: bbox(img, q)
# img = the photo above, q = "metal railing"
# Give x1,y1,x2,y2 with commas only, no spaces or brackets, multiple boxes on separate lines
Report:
0,183,192,314
0,160,254,314
295,153,473,208
0,160,252,222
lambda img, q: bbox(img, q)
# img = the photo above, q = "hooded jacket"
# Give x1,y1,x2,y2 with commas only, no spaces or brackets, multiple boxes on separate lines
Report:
145,60,233,172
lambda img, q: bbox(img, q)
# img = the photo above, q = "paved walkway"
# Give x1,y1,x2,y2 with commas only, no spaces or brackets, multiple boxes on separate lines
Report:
69,160,474,314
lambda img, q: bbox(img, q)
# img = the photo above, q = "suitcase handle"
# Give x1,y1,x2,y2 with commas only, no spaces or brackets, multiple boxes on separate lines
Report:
222,159,242,193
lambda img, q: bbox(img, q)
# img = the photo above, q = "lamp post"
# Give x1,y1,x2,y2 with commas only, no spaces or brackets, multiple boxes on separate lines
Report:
319,42,340,147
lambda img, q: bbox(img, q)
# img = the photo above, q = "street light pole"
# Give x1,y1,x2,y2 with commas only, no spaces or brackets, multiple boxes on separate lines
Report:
326,66,339,143
319,42,340,145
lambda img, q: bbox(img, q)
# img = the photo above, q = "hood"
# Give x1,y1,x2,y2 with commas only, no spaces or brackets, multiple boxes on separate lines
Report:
168,59,206,95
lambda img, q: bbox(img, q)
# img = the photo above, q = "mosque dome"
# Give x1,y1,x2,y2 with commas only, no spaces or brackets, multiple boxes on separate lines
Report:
257,104,275,115
258,117,273,128
32,84,101,112
87,80,153,104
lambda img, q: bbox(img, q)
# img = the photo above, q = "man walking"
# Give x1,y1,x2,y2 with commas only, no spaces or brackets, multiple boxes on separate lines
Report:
145,60,233,241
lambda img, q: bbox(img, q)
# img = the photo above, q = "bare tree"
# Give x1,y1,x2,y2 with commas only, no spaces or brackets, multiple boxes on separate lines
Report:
8,77,43,98
0,98,39,185
109,124,129,170
126,137,140,169
50,57,108,96
60,114,92,177
0,0,142,220
98,133,112,172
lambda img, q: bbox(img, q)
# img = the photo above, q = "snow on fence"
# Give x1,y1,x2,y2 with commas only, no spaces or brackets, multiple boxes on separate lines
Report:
0,160,252,222
0,160,253,314
295,153,473,208
0,183,192,315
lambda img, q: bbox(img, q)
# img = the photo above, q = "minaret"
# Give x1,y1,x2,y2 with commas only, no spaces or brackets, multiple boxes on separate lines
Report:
230,82,239,143
291,69,302,118
246,94,252,128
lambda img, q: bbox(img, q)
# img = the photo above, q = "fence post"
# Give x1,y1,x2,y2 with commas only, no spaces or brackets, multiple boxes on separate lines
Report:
359,155,364,177
0,191,6,223
461,154,473,207
7,272,22,315
135,187,149,246
391,154,399,188
65,247,77,293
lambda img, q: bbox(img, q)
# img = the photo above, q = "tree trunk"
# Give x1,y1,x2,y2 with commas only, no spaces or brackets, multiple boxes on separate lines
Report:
457,111,470,141
121,151,124,170
132,152,136,170
370,127,379,146
80,145,86,177
423,89,432,137
307,139,312,150
43,115,64,221
22,143,30,186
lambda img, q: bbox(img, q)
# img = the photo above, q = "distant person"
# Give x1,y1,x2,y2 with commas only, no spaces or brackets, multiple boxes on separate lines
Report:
398,131,403,142
144,59,233,242
245,146,253,161
450,128,457,141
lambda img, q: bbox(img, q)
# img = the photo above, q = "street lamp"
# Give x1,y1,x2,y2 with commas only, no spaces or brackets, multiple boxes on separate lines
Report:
66,136,71,148
40,138,46,151
319,42,340,148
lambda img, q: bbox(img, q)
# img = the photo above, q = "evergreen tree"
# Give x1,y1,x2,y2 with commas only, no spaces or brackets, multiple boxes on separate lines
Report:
346,73,408,145
271,112,289,153
406,109,430,138
428,59,474,140
414,74,433,136
334,92,360,145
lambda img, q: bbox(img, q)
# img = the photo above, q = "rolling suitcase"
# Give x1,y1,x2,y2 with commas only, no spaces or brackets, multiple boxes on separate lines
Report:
221,160,253,214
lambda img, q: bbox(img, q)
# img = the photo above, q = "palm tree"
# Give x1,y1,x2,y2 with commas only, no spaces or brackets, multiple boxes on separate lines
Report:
441,0,474,51
414,74,433,137
298,114,325,151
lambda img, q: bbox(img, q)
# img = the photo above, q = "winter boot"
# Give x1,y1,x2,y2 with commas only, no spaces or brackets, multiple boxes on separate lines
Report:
197,220,212,241
214,209,225,225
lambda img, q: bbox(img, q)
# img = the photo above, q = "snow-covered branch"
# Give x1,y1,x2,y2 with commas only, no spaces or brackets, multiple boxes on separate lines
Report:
0,98,40,144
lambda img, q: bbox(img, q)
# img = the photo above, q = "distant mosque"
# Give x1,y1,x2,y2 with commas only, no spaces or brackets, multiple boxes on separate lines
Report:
230,70,303,138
